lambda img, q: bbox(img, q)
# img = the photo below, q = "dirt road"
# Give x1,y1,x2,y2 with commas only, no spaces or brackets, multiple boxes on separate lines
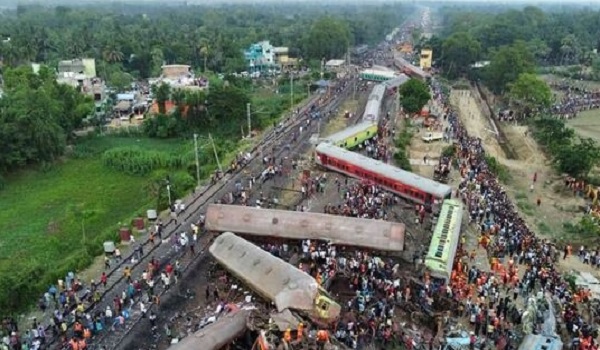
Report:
450,88,593,277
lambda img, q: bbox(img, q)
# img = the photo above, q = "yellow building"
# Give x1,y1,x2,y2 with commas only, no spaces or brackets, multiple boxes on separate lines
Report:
420,49,433,71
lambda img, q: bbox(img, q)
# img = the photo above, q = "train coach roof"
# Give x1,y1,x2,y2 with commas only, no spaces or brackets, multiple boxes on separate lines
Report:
384,74,410,88
206,204,405,252
324,121,376,143
316,143,452,198
369,84,386,100
209,232,319,313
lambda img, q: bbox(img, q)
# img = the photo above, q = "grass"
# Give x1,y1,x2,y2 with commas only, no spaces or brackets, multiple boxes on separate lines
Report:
566,109,600,141
0,135,188,313
516,200,535,216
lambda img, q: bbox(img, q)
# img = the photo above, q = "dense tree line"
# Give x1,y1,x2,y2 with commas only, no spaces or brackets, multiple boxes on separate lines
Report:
0,3,409,80
0,66,93,174
426,6,600,92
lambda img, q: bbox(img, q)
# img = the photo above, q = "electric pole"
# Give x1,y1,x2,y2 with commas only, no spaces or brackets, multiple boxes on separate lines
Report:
193,133,200,188
290,73,294,111
166,176,172,208
246,103,251,138
209,133,223,173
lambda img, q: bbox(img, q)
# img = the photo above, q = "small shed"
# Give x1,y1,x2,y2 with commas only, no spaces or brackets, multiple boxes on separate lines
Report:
325,59,346,71
116,93,135,102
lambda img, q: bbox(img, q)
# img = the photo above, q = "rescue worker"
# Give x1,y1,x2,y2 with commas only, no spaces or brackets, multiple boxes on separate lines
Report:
316,329,329,350
283,327,292,343
297,322,304,341
73,321,84,339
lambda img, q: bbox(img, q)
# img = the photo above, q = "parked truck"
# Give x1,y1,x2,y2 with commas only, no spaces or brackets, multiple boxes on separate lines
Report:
422,132,444,143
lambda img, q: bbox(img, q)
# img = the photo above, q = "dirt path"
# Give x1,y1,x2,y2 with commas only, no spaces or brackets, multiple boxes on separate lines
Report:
450,88,593,276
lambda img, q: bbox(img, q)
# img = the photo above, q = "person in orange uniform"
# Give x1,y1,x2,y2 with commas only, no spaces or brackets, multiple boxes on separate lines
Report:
283,327,292,343
297,322,304,341
317,329,330,350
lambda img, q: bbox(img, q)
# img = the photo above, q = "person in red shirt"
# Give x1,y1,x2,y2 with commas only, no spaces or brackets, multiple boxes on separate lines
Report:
100,272,107,287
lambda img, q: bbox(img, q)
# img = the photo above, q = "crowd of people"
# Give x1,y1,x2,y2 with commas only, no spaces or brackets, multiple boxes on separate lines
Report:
0,217,204,350
438,87,596,350
497,81,600,122
548,82,600,119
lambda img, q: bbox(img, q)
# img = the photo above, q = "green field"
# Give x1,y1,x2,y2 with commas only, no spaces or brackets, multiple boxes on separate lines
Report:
566,109,600,140
0,136,194,313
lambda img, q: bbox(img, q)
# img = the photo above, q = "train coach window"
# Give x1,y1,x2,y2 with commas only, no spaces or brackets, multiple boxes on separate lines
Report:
320,302,329,311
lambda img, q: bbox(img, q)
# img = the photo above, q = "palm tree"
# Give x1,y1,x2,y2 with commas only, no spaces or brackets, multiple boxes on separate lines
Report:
152,82,171,114
150,47,164,76
103,46,124,63
199,39,211,73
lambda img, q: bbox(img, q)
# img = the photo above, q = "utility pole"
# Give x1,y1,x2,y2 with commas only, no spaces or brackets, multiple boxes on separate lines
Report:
246,103,251,138
193,133,200,188
290,73,294,110
166,176,172,208
209,133,223,173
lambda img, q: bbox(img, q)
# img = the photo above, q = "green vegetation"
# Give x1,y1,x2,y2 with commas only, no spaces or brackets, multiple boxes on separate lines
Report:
507,73,553,118
0,66,93,173
484,155,511,183
393,126,413,171
428,6,600,90
531,118,600,179
563,216,600,239
0,136,189,313
398,79,431,115
441,145,456,158
0,3,409,75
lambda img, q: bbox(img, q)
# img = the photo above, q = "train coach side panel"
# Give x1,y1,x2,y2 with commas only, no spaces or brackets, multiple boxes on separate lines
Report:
206,204,404,252
209,232,319,313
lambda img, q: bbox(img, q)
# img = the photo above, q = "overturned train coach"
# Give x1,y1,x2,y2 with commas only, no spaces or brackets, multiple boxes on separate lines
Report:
205,204,405,252
209,232,341,324
315,142,452,207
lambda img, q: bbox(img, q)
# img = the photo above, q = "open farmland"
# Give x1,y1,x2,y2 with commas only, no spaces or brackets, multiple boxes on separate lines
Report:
0,136,185,313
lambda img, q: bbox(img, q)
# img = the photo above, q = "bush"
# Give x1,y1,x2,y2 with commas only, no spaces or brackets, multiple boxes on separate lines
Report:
441,145,456,158
485,155,511,183
102,146,193,176
394,151,412,171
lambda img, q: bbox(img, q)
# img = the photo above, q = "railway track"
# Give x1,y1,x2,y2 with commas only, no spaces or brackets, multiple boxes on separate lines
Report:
60,82,355,350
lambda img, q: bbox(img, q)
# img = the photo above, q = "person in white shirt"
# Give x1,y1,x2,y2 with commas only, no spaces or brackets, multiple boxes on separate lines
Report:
139,301,147,318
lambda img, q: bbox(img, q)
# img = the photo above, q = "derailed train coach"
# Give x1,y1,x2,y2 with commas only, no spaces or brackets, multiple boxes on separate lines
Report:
323,83,387,149
315,142,452,208
362,84,386,123
205,204,405,252
209,232,342,324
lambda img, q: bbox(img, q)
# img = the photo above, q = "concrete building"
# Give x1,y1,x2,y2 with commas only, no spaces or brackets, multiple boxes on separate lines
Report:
148,64,208,91
161,65,191,79
419,49,433,71
58,58,96,79
243,41,296,72
56,58,104,102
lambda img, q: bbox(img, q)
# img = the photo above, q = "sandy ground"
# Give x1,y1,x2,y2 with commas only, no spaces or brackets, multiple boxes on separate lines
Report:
450,88,594,276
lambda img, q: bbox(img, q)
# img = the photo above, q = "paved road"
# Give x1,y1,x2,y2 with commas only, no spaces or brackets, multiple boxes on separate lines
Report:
38,80,356,350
